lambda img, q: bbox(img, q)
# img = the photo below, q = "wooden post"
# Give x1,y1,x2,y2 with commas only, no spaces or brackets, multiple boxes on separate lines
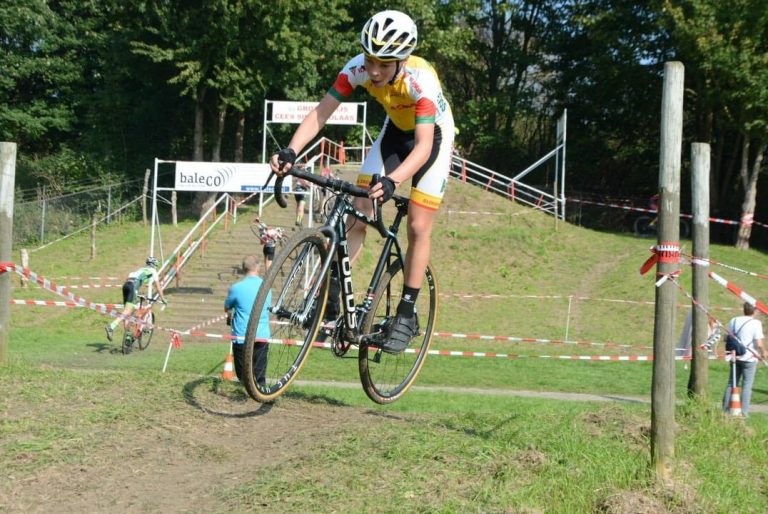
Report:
688,143,710,397
651,61,684,485
171,191,178,226
142,168,150,226
20,249,29,288
0,142,17,367
90,203,100,260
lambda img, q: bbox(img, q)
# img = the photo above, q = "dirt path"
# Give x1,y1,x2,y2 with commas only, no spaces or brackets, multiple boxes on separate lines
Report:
564,247,633,337
1,381,389,513
2,374,762,513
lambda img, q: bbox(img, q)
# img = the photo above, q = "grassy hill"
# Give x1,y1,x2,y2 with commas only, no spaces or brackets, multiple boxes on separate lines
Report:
2,176,768,512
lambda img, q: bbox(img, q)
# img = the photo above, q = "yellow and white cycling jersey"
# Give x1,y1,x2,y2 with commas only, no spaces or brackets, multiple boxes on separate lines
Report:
329,53,454,210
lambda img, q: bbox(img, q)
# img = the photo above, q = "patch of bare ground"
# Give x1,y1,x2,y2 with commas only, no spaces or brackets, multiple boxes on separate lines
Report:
595,482,700,514
0,379,388,513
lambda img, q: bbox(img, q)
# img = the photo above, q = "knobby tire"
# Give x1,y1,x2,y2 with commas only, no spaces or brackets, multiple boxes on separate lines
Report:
359,262,438,404
240,229,330,403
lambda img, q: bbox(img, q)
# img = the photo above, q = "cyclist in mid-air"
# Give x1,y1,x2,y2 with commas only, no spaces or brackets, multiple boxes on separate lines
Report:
105,257,166,342
270,10,454,354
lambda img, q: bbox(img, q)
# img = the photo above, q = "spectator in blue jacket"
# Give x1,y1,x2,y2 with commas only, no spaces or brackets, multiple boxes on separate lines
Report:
225,255,271,386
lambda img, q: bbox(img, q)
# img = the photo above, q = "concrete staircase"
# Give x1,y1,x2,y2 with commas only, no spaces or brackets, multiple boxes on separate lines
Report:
161,199,299,337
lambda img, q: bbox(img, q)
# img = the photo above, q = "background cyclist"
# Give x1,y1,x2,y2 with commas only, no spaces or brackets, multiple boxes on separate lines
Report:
270,10,454,354
105,257,166,343
254,217,284,271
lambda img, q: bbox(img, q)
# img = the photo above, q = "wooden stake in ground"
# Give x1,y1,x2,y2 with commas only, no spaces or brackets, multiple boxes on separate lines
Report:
651,61,684,484
0,142,17,367
689,143,710,398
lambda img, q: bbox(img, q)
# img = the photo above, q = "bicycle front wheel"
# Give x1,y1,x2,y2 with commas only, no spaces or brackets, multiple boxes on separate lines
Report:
137,312,155,350
241,229,330,403
633,216,656,237
359,262,437,404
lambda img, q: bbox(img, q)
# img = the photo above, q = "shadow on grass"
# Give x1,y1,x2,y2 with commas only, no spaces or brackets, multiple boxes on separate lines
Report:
285,389,350,407
182,376,273,418
86,342,123,355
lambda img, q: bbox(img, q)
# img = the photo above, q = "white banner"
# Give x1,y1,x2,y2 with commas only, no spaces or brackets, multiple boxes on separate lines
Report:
174,162,292,193
271,101,359,125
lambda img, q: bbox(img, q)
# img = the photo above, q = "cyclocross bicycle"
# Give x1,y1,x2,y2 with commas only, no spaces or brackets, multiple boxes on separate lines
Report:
122,294,161,355
633,214,690,239
238,168,437,404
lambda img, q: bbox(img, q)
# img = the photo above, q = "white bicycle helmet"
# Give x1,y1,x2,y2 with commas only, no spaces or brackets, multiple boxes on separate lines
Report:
360,10,417,61
146,256,159,268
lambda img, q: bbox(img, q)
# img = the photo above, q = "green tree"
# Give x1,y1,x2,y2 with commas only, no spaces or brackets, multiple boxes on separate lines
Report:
545,0,673,196
664,0,768,249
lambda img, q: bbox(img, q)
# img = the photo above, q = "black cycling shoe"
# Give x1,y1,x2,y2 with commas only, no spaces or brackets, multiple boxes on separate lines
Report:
376,314,419,355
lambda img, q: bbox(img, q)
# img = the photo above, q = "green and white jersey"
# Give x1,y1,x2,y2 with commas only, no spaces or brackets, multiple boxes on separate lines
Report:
127,266,159,289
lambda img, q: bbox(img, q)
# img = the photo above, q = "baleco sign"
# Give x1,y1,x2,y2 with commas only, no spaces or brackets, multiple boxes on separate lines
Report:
174,161,291,193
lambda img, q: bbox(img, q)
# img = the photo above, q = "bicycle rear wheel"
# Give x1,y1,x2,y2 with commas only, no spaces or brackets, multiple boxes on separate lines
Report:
137,312,155,350
241,229,330,402
359,262,437,404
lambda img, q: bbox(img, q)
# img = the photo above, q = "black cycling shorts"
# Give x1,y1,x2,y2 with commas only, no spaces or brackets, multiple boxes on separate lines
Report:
122,279,138,305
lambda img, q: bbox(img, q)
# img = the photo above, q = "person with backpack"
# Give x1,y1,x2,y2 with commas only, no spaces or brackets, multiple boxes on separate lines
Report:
722,302,767,417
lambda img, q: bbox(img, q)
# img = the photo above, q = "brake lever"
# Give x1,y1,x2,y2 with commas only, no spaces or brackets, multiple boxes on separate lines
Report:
370,174,387,238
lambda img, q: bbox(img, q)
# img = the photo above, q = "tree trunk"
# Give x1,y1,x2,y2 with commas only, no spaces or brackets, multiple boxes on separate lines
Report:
735,139,764,250
211,100,226,163
717,131,741,211
234,111,245,163
192,83,214,217
193,83,206,161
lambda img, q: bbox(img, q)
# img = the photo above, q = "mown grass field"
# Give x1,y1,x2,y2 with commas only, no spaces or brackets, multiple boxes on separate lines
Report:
2,178,768,512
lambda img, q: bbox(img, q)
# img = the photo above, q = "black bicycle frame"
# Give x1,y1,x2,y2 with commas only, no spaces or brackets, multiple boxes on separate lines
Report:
317,193,409,341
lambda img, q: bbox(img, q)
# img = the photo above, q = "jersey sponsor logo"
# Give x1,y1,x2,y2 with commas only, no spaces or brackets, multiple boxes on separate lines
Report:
407,75,423,95
390,103,416,110
411,189,441,211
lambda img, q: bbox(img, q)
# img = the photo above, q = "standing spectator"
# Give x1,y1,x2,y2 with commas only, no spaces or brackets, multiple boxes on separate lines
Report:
722,303,766,417
225,255,271,386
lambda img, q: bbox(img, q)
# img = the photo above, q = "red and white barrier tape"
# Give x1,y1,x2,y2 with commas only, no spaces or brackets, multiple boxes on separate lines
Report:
684,254,768,281
1,262,122,318
46,275,120,281
569,197,762,227
709,271,768,316
52,284,121,289
0,262,162,334
0,262,736,364
432,332,652,350
11,299,122,309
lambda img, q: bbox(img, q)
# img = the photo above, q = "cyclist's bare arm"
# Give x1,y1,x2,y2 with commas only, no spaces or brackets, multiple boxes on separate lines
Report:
151,274,166,303
269,94,341,174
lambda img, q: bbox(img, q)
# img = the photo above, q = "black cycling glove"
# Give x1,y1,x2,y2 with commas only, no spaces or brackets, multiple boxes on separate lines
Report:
277,148,297,171
378,176,397,203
